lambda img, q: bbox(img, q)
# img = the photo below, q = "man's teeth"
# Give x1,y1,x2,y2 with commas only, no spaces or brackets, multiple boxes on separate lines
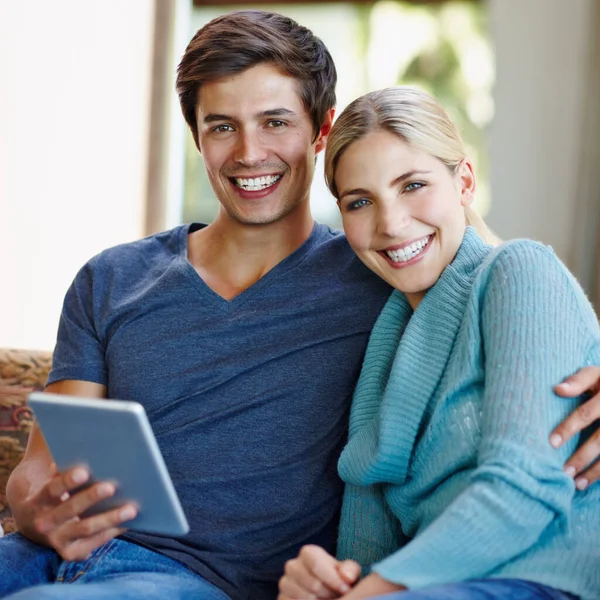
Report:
234,175,281,191
386,235,431,263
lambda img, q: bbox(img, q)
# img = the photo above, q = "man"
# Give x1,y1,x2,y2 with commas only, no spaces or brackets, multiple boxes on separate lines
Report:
1,9,599,600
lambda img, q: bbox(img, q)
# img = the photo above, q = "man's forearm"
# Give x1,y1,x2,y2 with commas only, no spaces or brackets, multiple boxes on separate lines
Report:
6,457,54,544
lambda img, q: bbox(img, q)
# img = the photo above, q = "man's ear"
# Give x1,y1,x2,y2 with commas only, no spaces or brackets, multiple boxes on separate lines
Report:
315,108,336,155
458,158,476,207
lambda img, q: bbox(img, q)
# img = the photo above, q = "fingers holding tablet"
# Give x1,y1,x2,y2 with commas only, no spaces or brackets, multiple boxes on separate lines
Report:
44,502,136,562
36,472,129,531
45,465,90,500
31,465,138,561
28,393,189,538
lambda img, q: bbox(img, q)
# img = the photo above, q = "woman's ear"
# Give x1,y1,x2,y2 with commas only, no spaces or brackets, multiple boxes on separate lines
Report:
315,108,336,155
457,159,476,207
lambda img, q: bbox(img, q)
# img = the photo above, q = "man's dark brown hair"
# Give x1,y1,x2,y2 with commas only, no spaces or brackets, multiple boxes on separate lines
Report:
176,10,337,149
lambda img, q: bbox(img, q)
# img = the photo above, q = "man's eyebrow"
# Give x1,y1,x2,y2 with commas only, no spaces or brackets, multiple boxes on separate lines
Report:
260,108,297,118
339,170,432,200
202,108,297,125
203,113,233,124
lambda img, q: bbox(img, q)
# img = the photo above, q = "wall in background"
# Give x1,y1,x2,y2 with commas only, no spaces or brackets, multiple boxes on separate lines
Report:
0,0,155,349
487,0,595,265
1,0,598,350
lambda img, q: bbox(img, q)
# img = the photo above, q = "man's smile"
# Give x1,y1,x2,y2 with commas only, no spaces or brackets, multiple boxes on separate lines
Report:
231,174,283,192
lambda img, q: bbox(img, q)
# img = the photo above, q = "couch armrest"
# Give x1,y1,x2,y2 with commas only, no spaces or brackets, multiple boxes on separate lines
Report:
0,348,52,535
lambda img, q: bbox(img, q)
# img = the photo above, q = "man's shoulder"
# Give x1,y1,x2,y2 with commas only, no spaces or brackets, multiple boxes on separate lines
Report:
99,224,186,261
85,224,188,274
312,221,346,241
309,222,358,259
309,222,392,298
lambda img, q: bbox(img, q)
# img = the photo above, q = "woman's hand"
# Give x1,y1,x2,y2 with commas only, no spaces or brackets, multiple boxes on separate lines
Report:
552,366,600,489
278,545,361,599
339,573,406,599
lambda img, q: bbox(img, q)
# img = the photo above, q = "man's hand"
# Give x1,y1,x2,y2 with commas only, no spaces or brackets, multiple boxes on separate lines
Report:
7,379,132,559
278,545,361,599
551,366,600,489
25,464,137,561
339,573,406,600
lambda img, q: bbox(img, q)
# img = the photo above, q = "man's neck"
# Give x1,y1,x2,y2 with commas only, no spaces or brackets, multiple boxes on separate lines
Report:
187,207,314,301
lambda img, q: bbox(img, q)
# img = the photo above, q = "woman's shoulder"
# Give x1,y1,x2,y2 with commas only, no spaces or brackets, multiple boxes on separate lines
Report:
483,237,557,269
475,238,570,290
474,238,599,334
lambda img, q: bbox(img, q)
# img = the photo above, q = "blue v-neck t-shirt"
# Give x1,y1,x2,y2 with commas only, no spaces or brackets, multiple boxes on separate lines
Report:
47,222,392,600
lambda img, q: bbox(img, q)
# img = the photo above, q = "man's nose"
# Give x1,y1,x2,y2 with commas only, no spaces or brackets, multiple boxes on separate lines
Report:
233,129,268,167
376,203,411,238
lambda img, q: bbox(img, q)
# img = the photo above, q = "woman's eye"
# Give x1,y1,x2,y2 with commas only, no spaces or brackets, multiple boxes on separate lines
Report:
347,198,370,210
405,182,424,192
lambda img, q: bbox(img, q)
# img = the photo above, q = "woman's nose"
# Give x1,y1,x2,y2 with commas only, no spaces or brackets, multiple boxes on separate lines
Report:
376,204,411,237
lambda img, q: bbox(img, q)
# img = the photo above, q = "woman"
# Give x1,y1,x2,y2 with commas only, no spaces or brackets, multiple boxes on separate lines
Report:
278,87,600,600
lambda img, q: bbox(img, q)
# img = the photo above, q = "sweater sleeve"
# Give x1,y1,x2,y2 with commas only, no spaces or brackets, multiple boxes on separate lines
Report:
337,482,407,572
372,241,599,588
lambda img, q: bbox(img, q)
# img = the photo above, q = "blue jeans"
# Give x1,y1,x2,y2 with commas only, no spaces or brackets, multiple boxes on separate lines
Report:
373,579,578,599
0,533,231,600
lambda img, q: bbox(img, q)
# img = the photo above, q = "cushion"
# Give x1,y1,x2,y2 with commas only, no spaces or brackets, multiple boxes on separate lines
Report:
0,349,52,534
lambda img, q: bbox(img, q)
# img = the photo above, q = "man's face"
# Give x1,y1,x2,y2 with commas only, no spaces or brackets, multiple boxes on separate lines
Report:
196,63,332,226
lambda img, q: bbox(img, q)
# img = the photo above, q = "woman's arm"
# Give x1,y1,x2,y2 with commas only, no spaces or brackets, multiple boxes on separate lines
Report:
337,482,406,569
368,241,598,588
277,483,405,600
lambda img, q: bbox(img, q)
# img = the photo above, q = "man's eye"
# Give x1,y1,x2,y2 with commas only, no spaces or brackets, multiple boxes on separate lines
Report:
347,198,370,210
212,124,234,133
405,182,424,192
267,120,286,128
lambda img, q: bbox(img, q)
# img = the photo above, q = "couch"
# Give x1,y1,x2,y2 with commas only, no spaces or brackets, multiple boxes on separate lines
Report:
0,348,52,535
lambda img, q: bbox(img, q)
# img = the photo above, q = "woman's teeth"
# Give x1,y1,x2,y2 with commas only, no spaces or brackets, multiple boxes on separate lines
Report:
385,235,431,263
234,175,281,191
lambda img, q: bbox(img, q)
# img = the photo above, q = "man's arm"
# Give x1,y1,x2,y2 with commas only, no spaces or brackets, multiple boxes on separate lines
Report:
7,380,137,560
551,366,600,488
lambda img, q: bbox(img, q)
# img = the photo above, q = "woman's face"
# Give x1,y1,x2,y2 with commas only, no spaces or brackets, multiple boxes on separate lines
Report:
335,129,475,309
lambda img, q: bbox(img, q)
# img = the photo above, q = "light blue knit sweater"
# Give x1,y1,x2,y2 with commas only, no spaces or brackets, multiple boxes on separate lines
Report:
337,227,600,600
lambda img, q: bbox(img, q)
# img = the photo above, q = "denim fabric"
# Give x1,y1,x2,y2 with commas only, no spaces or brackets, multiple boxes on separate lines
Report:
0,533,231,600
373,579,578,600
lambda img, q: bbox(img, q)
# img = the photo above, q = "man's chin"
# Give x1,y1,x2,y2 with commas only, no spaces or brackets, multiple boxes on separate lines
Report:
224,202,301,227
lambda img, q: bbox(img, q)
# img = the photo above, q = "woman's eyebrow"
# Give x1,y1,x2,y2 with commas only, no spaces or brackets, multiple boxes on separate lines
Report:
339,170,432,199
339,187,370,199
390,169,432,187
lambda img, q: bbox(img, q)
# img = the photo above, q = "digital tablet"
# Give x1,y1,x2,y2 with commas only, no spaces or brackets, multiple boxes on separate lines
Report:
28,392,189,537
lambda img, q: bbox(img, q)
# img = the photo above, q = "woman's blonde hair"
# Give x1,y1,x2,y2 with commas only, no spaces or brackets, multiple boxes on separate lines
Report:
324,86,500,245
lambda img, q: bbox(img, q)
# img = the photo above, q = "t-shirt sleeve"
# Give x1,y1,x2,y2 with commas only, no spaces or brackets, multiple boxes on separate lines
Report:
47,257,108,386
371,241,600,588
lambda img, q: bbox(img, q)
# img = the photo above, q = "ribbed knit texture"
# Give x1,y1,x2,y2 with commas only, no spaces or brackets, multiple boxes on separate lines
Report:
337,227,600,600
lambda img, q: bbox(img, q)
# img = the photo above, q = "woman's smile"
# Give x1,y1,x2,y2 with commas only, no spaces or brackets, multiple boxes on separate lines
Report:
379,233,434,268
